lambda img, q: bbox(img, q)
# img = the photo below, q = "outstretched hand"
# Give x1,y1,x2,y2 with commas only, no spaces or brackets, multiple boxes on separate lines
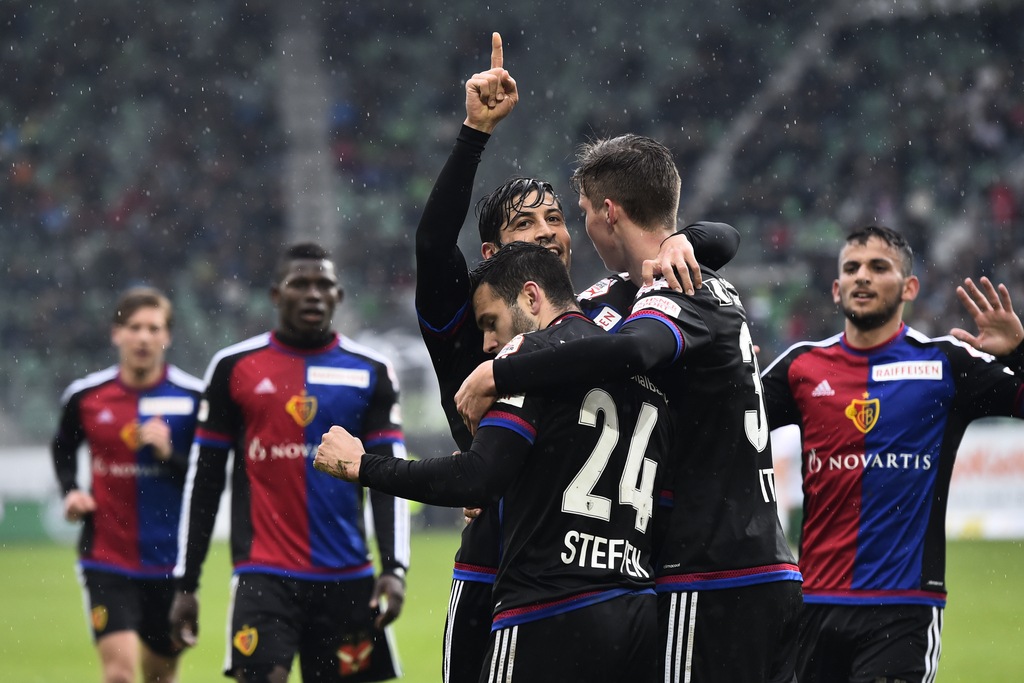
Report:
464,32,518,134
950,276,1024,356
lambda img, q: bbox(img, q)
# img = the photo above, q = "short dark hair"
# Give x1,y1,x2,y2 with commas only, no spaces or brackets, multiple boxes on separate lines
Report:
844,225,914,277
274,243,332,283
113,287,173,329
570,134,680,232
469,241,577,311
475,176,562,245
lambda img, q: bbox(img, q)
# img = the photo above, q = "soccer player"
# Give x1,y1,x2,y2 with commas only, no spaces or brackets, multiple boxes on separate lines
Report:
417,33,740,683
52,286,203,683
455,135,803,683
317,242,673,682
759,225,1024,683
170,243,408,683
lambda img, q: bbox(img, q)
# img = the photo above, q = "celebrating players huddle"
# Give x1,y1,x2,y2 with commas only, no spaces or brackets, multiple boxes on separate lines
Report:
52,31,1024,683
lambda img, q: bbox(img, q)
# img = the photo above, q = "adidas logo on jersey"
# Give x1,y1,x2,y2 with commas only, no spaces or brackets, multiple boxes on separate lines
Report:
811,380,835,397
97,408,115,424
254,378,277,394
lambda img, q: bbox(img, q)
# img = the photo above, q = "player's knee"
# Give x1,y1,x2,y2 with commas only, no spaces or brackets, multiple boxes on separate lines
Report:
236,663,289,683
103,664,135,683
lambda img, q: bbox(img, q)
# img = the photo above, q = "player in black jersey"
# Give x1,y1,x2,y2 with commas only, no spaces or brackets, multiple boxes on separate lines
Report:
318,242,673,682
416,32,741,683
456,136,802,683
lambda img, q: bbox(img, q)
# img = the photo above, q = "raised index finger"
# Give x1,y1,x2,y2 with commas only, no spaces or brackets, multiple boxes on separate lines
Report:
491,32,503,69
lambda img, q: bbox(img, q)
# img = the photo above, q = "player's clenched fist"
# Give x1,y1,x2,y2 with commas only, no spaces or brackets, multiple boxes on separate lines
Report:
314,426,364,482
464,32,518,134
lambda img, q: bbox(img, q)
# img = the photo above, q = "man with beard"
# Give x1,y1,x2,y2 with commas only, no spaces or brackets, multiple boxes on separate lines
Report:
760,225,1024,683
317,242,672,682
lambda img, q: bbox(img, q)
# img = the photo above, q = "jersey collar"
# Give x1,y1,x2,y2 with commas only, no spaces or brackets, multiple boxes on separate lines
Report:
840,322,907,356
270,330,340,355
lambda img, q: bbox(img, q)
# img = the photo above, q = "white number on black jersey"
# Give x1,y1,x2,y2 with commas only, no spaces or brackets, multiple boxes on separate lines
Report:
563,389,659,532
739,322,769,452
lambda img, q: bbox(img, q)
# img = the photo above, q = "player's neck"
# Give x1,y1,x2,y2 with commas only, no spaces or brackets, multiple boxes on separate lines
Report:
624,225,674,285
120,363,165,389
843,315,905,349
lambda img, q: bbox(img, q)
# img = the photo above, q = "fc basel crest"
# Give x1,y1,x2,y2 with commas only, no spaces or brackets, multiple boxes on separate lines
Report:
337,636,374,676
844,396,880,434
286,391,318,427
233,625,259,656
91,605,108,632
119,421,141,450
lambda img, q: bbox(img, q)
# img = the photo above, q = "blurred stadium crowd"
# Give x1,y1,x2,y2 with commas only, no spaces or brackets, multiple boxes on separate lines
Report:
1,0,1022,440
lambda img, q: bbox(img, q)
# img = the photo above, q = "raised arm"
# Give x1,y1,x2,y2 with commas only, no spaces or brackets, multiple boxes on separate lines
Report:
950,276,1024,358
415,33,517,331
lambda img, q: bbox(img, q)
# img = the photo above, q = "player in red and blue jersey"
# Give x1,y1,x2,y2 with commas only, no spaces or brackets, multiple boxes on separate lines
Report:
415,33,738,683
52,286,202,683
170,244,408,683
760,225,1024,683
456,135,802,683
318,242,673,682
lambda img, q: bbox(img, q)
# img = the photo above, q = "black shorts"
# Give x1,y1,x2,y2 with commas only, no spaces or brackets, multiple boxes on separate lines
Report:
443,577,494,683
227,573,401,682
796,602,944,683
658,580,803,683
482,592,658,683
77,567,179,658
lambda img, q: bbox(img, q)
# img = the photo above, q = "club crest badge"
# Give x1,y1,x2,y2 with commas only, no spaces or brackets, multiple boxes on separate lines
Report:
119,421,141,450
845,396,880,434
91,605,108,632
337,637,374,676
233,625,258,656
286,391,318,427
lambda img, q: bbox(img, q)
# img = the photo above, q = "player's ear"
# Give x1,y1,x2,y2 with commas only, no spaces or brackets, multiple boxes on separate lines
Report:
522,281,543,314
604,198,617,226
269,284,281,306
902,275,920,302
832,280,842,305
481,242,500,260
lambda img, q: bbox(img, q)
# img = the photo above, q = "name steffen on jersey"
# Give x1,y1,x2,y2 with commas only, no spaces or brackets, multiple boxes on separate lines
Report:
560,530,650,578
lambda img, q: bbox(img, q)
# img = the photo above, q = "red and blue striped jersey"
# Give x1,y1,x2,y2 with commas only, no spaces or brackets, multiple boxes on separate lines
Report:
52,365,203,578
762,324,1024,607
177,331,408,587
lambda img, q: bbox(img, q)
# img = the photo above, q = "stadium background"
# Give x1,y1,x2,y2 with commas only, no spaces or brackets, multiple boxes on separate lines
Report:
0,0,1022,680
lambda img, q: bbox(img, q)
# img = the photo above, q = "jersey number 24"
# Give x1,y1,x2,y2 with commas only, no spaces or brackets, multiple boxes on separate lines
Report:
562,388,659,533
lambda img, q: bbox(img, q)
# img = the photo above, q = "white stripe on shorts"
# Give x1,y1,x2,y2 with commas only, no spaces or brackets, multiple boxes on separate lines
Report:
444,578,465,683
923,606,943,683
663,591,699,683
487,626,519,683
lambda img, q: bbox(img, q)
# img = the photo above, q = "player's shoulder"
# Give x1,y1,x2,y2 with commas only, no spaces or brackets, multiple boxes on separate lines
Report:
577,272,633,302
336,335,401,391
60,366,120,405
761,333,844,376
903,326,1000,363
203,332,272,384
166,365,205,394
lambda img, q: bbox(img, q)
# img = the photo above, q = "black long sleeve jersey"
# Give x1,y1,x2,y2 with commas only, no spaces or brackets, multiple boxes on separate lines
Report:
361,313,673,627
414,125,741,573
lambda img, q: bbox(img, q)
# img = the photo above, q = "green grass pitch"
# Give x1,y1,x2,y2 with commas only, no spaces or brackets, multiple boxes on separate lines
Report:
0,535,1020,682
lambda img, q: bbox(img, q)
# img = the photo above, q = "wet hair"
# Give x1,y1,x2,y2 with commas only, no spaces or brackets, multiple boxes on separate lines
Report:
112,287,173,330
274,243,332,284
475,176,562,246
570,134,680,232
844,225,914,277
469,241,578,311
